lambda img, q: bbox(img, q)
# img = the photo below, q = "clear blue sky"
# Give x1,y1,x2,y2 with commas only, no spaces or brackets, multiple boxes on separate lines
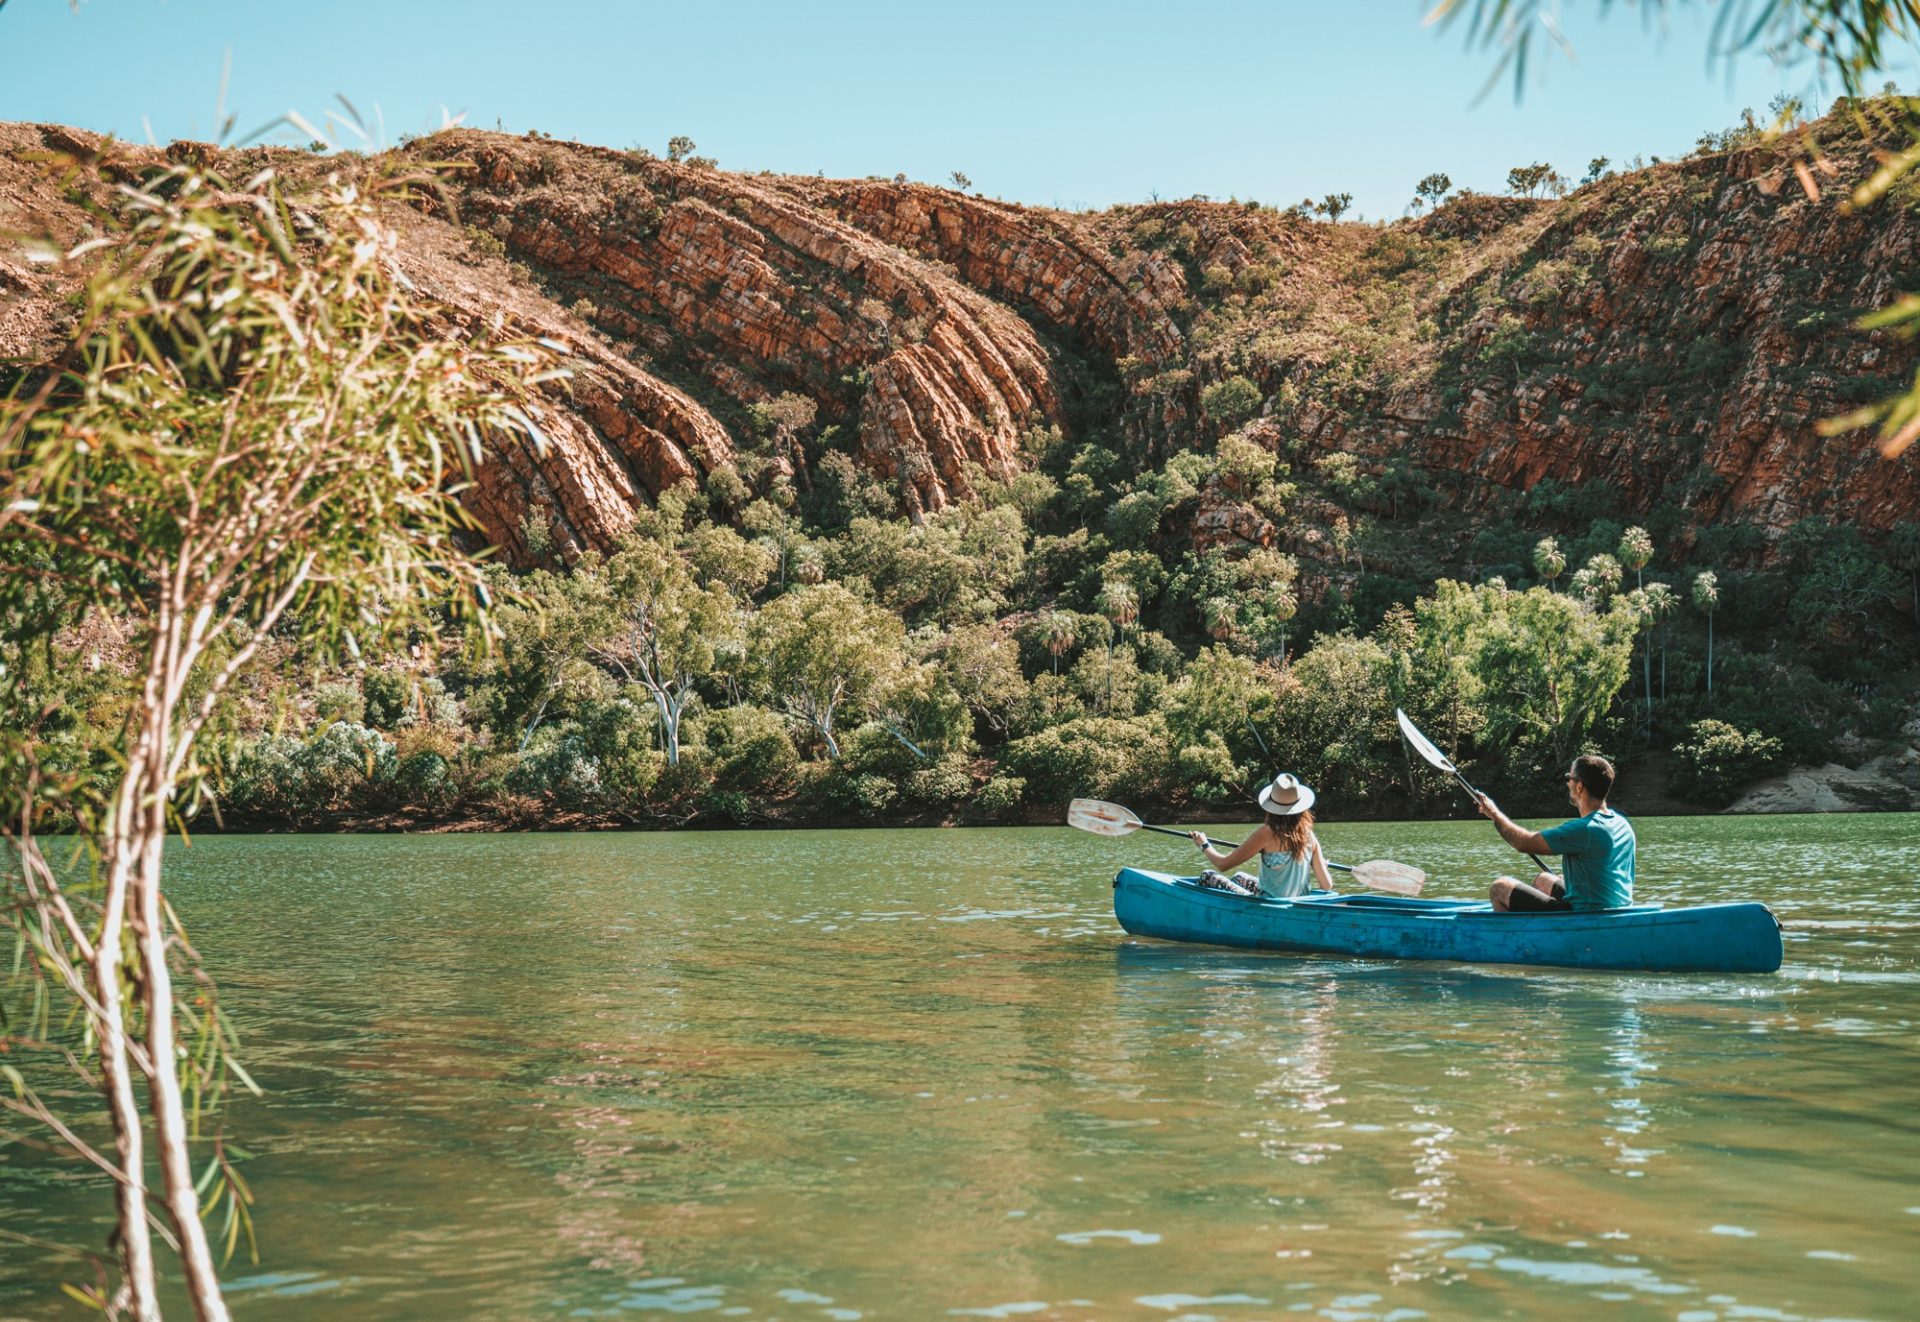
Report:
4,0,1915,219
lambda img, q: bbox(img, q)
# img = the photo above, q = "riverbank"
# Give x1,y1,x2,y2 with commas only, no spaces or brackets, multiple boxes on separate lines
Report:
197,761,1918,834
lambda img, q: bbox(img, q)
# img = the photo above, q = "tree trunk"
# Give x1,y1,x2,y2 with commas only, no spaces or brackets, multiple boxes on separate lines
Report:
649,686,679,766
1706,613,1714,699
92,856,159,1322
135,839,232,1321
132,741,233,1321
1643,634,1652,729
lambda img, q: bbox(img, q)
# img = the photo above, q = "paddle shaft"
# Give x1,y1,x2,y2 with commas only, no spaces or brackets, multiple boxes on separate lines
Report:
1397,709,1556,877
1441,765,1554,877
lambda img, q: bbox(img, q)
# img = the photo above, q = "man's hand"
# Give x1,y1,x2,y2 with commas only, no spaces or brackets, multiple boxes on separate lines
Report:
1475,792,1500,821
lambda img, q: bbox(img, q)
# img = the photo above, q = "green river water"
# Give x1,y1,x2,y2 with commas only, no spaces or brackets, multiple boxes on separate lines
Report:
1,813,1916,1320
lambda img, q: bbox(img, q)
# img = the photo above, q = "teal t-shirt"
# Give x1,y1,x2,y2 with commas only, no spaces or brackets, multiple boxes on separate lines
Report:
1539,808,1636,911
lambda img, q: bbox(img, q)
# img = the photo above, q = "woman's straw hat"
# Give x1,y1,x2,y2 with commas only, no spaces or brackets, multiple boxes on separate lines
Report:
1258,772,1315,816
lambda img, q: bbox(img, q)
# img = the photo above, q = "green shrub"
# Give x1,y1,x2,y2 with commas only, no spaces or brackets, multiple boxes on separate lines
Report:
699,788,754,824
362,669,414,729
906,752,973,806
1001,715,1172,803
221,735,306,821
826,769,899,817
974,775,1026,814
311,680,365,725
394,750,457,812
1200,375,1262,430
700,705,800,794
508,725,603,808
1175,732,1241,804
299,721,399,808
1669,719,1786,806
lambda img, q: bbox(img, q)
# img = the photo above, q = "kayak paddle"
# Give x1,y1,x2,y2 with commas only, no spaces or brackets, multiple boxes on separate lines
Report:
1393,708,1555,877
1066,798,1425,895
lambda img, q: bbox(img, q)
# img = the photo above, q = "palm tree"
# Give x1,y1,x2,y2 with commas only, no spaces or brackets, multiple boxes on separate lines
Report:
1618,526,1653,590
1583,552,1622,606
1619,527,1655,716
1533,536,1566,588
1204,596,1238,642
1269,584,1298,665
1692,571,1719,698
1643,580,1676,713
1097,581,1139,712
1041,611,1077,676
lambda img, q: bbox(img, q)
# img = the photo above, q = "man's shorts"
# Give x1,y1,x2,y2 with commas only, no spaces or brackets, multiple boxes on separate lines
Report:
1505,879,1573,913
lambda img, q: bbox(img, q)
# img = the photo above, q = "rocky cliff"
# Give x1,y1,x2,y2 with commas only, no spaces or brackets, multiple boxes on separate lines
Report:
3,110,1916,567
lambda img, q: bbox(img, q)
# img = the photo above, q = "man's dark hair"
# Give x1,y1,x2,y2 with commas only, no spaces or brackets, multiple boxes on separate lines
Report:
1570,754,1615,800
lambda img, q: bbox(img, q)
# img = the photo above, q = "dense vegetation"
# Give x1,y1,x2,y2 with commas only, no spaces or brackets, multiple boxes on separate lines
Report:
10,99,1920,834
16,412,1913,829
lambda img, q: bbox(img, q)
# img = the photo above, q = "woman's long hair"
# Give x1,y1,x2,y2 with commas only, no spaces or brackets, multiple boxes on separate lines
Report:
1264,809,1315,860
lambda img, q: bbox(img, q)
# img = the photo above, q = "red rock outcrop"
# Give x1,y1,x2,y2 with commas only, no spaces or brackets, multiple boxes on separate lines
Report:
4,115,1916,569
430,131,1064,519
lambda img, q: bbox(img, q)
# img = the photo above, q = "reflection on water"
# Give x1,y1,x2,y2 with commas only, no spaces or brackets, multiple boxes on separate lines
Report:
1,814,1916,1319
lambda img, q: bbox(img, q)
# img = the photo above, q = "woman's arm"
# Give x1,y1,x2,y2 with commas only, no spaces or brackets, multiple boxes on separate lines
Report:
1189,825,1270,874
1309,834,1335,891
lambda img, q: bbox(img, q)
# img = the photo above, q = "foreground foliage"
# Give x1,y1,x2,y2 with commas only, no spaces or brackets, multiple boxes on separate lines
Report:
1,149,556,1315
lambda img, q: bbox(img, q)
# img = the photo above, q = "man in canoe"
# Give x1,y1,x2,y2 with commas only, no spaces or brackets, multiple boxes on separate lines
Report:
1475,754,1635,912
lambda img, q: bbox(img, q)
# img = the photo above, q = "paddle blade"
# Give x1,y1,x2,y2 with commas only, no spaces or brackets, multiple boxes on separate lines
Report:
1395,707,1456,777
1348,859,1425,895
1067,798,1143,838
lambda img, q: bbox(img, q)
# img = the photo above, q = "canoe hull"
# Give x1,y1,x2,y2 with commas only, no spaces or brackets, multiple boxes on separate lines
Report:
1112,869,1783,974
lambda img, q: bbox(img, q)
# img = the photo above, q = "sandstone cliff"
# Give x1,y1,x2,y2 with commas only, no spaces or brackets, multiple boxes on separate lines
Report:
3,110,1916,568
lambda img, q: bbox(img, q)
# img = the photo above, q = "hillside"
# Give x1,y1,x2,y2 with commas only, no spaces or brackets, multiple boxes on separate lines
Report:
3,107,1918,827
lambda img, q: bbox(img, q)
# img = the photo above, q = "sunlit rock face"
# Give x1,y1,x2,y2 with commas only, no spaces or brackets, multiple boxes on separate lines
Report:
3,117,1915,568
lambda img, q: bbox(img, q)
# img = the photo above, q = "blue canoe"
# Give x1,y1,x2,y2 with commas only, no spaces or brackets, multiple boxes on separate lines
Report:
1112,869,1783,974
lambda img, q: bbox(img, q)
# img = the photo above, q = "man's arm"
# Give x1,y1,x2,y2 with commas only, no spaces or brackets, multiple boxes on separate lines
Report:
1475,793,1553,857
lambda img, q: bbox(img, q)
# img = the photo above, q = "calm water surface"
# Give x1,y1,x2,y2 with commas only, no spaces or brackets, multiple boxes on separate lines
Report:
2,814,1916,1320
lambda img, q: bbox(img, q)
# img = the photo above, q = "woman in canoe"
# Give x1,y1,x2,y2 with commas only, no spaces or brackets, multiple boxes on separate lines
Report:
1187,773,1335,898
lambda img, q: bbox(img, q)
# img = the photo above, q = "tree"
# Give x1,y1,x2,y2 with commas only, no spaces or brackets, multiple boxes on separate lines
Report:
1415,581,1635,784
1267,583,1299,665
1041,610,1079,676
949,170,973,191
576,537,733,764
1,155,556,1316
1617,527,1655,718
926,623,1026,736
1618,526,1654,589
1532,536,1566,587
1580,552,1623,606
1506,162,1554,196
1692,570,1720,696
1646,579,1678,699
667,134,697,163
1318,192,1354,222
1204,596,1238,642
1413,172,1453,211
1097,580,1140,712
1583,156,1612,184
751,583,905,758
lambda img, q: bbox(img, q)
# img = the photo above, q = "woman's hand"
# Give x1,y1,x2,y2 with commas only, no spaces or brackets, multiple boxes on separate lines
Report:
1188,830,1211,852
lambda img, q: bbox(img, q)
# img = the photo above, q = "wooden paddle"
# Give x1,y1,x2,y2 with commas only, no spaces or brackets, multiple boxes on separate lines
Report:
1067,798,1426,896
1394,707,1556,877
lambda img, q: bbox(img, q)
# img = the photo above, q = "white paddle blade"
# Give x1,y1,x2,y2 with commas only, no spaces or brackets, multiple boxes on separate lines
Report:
1395,707,1456,777
1067,798,1143,838
1349,859,1425,895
